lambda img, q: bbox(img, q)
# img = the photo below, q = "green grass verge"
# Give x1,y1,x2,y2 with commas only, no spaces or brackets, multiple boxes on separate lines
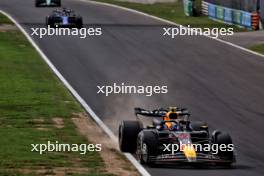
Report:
0,13,112,176
93,0,246,32
0,14,13,24
249,43,264,55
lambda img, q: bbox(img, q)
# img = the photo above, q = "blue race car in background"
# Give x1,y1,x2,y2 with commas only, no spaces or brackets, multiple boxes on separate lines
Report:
36,0,61,7
46,8,83,28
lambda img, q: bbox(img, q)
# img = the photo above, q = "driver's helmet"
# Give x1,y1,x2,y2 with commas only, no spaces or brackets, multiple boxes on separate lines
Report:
165,107,179,119
54,9,60,13
164,107,179,129
62,8,70,14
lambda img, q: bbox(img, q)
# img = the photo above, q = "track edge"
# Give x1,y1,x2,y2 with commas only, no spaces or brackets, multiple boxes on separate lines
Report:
0,10,151,176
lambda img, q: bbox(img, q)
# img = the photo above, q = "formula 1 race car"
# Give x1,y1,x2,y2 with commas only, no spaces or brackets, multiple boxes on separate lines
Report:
119,107,236,166
46,8,83,28
35,0,61,7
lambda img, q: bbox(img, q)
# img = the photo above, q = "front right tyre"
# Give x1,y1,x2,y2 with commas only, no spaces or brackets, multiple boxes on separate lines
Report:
46,17,55,28
76,16,83,29
119,120,142,153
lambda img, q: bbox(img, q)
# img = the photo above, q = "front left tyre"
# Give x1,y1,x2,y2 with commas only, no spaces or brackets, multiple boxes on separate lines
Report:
119,120,142,153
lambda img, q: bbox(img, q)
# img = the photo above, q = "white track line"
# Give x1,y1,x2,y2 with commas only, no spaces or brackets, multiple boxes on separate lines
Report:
0,10,151,176
80,0,264,59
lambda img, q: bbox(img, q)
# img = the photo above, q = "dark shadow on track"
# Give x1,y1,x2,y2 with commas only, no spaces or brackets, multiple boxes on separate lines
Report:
145,163,253,170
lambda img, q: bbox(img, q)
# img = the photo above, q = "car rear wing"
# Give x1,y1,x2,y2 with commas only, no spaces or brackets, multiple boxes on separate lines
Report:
134,107,189,118
134,108,165,117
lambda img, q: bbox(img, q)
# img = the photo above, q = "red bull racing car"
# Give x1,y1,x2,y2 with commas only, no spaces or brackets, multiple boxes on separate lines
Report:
119,107,236,166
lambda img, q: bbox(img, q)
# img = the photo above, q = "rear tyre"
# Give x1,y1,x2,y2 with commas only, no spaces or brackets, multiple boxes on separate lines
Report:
119,121,142,153
57,0,61,7
137,130,158,166
212,130,235,165
35,0,40,7
52,0,61,7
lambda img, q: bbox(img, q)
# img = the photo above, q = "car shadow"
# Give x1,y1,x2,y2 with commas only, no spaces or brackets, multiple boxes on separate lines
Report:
147,163,253,170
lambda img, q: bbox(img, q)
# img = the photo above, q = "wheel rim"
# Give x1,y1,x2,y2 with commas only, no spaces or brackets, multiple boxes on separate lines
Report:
136,137,148,163
136,138,142,162
141,143,148,163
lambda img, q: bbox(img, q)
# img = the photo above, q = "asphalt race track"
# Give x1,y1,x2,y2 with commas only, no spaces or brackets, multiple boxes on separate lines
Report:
1,0,264,175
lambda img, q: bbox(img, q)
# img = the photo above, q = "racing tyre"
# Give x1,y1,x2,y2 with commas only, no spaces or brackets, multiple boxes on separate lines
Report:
54,0,61,7
212,130,235,165
76,17,83,29
35,0,41,7
46,17,55,28
137,130,158,166
119,121,142,153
